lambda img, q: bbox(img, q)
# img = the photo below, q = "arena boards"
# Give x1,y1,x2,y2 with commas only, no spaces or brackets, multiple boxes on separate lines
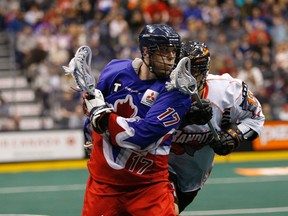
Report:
0,150,288,173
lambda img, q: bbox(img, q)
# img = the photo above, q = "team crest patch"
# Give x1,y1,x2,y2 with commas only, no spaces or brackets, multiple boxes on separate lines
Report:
141,89,159,107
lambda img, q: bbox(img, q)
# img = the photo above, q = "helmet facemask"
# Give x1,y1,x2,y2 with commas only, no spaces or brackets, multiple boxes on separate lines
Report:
181,41,210,91
148,44,178,80
190,56,210,92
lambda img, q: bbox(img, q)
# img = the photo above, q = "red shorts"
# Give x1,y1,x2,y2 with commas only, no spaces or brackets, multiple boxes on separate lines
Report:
82,176,177,216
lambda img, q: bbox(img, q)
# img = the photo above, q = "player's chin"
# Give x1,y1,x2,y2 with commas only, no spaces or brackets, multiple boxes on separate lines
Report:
159,64,174,73
156,70,171,80
154,63,173,79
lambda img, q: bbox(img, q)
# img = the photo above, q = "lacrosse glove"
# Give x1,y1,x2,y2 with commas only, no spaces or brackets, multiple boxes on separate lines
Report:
210,124,243,156
184,99,213,125
83,89,114,134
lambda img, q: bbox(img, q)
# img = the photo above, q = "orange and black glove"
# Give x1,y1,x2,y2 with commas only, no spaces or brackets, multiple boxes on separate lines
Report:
210,124,243,156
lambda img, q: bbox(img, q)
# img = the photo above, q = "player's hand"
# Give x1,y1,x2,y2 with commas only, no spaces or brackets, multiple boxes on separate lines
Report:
185,99,213,125
83,89,114,134
82,89,106,113
210,125,243,156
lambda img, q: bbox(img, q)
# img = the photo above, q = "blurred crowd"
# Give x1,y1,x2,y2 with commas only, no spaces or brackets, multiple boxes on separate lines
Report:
0,0,288,130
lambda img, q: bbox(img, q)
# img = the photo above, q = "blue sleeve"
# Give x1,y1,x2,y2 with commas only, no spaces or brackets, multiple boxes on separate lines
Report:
122,89,191,149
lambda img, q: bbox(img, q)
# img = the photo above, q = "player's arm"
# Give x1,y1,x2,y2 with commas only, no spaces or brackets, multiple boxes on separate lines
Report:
231,82,265,139
210,81,265,156
84,87,191,151
106,89,192,151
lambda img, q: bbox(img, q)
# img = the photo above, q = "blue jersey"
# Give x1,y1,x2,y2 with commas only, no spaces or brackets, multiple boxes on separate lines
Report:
87,59,192,186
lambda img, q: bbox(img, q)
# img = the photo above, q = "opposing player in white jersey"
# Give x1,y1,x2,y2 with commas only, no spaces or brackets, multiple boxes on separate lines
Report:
168,41,265,213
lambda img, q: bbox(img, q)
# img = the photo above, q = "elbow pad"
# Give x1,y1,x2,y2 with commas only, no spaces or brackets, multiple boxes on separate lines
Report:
237,124,259,141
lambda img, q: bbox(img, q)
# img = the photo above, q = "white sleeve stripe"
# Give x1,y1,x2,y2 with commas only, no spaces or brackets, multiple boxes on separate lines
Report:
237,123,251,134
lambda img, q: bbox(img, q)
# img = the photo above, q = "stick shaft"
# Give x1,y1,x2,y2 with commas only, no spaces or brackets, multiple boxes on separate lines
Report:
192,92,220,141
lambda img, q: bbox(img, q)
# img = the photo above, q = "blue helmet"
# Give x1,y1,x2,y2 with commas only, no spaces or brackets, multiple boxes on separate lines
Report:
139,24,181,62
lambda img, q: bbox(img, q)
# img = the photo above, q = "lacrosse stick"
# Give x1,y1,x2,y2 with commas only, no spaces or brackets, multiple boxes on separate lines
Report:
62,45,95,96
166,57,220,141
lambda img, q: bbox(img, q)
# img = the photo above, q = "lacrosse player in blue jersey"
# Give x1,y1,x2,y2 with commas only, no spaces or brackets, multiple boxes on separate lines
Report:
64,24,197,216
168,41,265,213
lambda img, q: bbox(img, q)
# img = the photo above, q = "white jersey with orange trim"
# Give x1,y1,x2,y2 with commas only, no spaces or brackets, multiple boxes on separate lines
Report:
168,73,265,192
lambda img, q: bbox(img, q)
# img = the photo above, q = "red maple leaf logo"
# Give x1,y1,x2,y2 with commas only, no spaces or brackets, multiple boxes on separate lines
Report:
114,95,138,118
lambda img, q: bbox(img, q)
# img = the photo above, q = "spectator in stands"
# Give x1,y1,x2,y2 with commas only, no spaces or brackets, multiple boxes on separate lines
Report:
2,0,288,130
0,91,9,117
236,59,264,96
217,57,238,78
55,90,81,128
142,0,170,24
225,18,246,43
6,9,30,33
275,42,288,74
270,4,288,44
0,92,20,131
108,11,129,49
23,4,44,27
183,0,202,21
68,104,86,129
15,25,37,70
167,0,184,28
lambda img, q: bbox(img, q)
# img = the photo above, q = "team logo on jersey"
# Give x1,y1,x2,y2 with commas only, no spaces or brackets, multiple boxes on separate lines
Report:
113,82,123,92
172,130,212,150
114,95,138,118
240,82,262,118
141,89,159,107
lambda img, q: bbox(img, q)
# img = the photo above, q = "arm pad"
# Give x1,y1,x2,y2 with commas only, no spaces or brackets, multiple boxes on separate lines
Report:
90,106,112,134
83,89,114,134
237,124,259,141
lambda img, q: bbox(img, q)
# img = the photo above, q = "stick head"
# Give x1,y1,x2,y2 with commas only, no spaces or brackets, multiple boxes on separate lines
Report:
166,57,198,95
74,46,95,95
62,45,95,96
